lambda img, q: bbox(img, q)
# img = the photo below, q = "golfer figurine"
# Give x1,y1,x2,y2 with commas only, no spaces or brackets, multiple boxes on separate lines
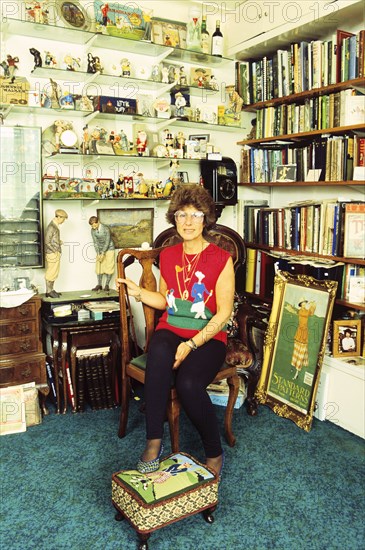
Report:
88,216,115,292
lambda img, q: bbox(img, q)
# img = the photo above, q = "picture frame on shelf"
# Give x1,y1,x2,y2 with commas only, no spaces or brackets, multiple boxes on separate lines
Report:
255,271,337,432
97,208,154,249
332,320,362,358
274,164,297,182
151,18,187,48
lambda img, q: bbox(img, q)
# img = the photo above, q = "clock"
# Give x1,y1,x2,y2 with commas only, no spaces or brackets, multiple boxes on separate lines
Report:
219,178,236,200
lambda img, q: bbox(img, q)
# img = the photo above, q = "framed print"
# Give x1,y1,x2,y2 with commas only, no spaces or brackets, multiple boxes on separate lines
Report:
255,270,337,431
97,208,153,249
151,18,187,48
343,203,365,259
332,320,362,358
274,164,297,182
94,1,151,39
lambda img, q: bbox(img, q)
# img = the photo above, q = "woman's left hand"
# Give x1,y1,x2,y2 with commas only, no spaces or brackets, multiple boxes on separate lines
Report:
173,342,191,370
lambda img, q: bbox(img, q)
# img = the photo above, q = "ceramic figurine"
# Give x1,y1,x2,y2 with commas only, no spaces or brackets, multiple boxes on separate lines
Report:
79,95,93,111
121,58,131,77
174,91,187,118
94,56,103,73
44,51,57,67
29,47,42,71
87,53,97,73
49,78,61,109
161,66,169,83
209,74,219,91
6,55,19,83
136,130,147,156
64,54,81,71
119,130,130,151
25,1,49,24
59,92,74,109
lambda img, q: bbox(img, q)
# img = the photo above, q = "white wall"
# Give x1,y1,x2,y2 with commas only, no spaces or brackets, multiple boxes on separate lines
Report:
1,0,247,293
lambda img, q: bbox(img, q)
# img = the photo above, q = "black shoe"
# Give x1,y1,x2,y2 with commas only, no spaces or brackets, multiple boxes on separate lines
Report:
46,290,60,298
92,285,102,291
104,284,110,292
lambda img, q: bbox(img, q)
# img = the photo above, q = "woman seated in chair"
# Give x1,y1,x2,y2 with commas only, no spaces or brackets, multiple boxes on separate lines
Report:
117,185,234,477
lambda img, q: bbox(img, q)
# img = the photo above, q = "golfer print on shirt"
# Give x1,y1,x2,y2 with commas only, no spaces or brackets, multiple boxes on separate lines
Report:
167,270,213,319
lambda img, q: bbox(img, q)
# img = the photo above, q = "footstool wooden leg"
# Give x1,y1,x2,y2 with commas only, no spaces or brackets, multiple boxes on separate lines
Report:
202,504,217,524
137,532,150,550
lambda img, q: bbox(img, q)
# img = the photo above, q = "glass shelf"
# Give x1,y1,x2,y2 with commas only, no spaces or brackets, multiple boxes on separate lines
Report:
3,18,234,65
0,104,93,118
32,67,173,93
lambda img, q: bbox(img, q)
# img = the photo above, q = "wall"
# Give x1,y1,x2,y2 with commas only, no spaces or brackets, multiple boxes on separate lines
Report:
1,0,247,293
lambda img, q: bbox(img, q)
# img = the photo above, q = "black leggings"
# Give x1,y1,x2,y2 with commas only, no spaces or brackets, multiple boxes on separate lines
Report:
145,329,226,458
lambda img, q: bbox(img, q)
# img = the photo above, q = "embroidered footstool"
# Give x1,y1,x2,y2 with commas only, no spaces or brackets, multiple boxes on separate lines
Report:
112,452,219,549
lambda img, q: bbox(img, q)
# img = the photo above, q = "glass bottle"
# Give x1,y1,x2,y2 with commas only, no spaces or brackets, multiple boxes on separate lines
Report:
200,16,210,54
186,6,202,52
211,20,223,57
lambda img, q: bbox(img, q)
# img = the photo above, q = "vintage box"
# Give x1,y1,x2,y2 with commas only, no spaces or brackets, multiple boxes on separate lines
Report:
208,377,246,409
93,96,137,115
112,452,218,537
0,77,30,106
94,1,151,40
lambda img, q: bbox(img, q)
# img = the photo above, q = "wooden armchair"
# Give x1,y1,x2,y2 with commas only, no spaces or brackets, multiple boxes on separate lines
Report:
116,224,263,452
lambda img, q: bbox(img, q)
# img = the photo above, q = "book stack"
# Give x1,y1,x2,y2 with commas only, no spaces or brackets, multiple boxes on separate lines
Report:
241,133,364,184
245,200,364,259
235,28,365,104
75,347,116,411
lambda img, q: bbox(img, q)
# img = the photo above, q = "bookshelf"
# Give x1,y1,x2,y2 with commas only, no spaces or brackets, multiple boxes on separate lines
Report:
235,14,365,315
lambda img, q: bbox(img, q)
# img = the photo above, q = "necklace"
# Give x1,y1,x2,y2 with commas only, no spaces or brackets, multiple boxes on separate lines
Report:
183,251,200,273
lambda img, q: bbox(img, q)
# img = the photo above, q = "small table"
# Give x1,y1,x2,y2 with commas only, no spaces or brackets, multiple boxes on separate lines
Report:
41,290,121,414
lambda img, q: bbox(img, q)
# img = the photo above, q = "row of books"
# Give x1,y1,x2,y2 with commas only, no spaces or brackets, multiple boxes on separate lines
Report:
236,28,365,104
245,249,364,305
45,348,117,411
253,89,363,140
240,135,364,183
242,200,365,259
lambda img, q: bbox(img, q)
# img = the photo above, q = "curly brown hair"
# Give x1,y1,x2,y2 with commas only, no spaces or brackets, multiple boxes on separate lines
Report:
166,184,216,232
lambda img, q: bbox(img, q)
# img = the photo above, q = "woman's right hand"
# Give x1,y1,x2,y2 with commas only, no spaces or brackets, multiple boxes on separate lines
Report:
116,277,140,299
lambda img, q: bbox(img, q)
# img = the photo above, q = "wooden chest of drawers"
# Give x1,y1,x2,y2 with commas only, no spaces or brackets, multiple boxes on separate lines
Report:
0,295,48,411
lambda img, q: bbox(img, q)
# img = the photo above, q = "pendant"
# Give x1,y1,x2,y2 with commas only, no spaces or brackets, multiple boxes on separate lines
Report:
187,264,191,272
184,277,191,283
182,290,189,300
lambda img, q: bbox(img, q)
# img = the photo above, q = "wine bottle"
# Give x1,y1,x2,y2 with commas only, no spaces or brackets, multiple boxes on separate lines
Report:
211,20,223,57
200,16,210,54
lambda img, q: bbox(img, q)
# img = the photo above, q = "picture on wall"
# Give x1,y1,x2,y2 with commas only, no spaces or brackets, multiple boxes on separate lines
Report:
255,271,337,431
97,208,153,249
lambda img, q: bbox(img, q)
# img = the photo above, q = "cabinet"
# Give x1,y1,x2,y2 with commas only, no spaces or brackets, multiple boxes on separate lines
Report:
235,4,365,314
0,126,43,268
0,296,48,412
0,16,242,203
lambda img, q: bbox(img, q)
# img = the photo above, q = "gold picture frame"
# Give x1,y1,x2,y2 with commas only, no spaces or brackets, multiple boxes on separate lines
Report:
332,319,362,358
255,270,337,431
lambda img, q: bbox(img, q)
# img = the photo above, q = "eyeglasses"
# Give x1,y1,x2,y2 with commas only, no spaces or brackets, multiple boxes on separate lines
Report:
174,211,204,224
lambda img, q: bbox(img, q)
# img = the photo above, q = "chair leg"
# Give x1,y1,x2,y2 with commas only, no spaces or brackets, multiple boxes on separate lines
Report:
118,377,130,438
166,395,180,453
224,374,240,447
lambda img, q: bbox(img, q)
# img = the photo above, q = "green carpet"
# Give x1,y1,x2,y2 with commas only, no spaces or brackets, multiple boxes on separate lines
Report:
1,401,364,549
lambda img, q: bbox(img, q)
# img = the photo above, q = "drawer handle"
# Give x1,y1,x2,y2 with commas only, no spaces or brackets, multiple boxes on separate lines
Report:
20,341,32,351
19,323,31,334
21,366,31,379
19,306,30,316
